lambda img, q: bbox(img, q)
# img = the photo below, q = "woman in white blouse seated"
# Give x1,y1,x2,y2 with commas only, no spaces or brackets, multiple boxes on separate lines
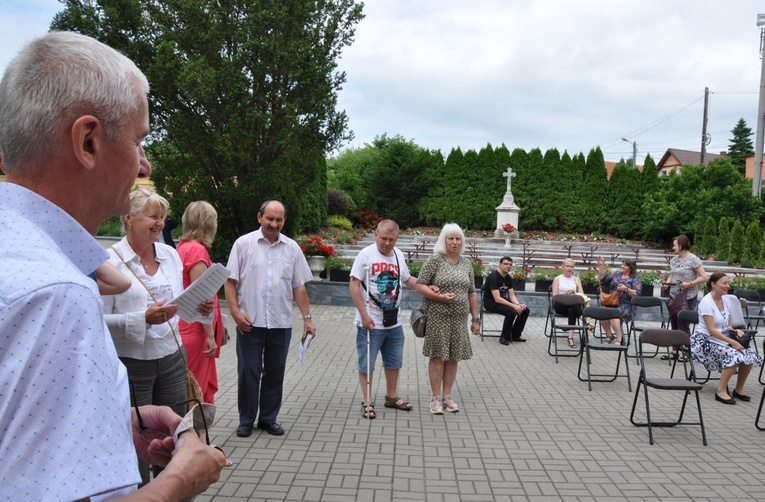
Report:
690,272,762,405
552,258,586,348
102,188,212,484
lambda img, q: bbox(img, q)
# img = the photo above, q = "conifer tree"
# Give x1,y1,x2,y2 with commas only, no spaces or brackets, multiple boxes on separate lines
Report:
694,218,707,256
729,220,746,264
728,118,754,175
580,147,608,232
742,221,762,268
703,216,717,259
716,217,730,262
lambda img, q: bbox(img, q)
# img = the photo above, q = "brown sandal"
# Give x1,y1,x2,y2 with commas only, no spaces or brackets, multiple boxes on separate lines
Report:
361,402,376,419
384,395,413,411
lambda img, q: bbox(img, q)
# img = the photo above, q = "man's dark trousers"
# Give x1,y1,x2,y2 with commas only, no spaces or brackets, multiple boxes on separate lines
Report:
485,304,530,342
236,326,292,426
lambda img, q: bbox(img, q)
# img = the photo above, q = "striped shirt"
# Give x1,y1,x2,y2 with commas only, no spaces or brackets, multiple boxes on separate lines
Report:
226,229,312,328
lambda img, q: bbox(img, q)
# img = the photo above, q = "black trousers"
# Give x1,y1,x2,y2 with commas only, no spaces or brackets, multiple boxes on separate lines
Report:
485,304,530,340
554,302,583,327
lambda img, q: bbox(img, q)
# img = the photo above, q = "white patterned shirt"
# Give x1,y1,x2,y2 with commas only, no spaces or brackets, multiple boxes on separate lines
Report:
226,229,313,328
103,237,184,360
0,182,139,500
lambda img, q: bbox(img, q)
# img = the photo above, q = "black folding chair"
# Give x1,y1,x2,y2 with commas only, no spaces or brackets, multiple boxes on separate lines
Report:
578,306,631,392
736,295,761,356
478,283,503,342
630,329,707,446
756,381,765,431
547,294,586,363
734,289,765,330
627,296,667,362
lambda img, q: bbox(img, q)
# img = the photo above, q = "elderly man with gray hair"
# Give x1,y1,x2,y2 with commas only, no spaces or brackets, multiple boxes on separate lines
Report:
0,32,227,500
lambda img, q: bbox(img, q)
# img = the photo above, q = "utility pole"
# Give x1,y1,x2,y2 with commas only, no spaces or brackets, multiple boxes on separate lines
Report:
753,14,765,197
700,87,709,165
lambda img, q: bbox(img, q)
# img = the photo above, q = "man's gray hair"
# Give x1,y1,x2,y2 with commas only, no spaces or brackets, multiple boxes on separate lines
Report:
0,31,149,174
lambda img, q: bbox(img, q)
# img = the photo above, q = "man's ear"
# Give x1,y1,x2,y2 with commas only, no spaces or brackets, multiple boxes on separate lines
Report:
71,115,102,171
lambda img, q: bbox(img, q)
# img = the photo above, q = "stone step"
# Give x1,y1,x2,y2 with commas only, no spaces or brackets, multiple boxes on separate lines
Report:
333,233,763,278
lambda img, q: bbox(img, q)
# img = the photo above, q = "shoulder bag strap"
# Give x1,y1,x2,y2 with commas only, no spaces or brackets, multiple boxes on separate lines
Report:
112,248,188,367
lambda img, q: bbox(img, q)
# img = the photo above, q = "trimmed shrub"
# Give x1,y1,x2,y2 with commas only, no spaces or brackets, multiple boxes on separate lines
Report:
327,189,352,216
327,215,353,230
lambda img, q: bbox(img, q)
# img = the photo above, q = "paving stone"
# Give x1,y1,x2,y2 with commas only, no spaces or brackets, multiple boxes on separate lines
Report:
197,305,765,500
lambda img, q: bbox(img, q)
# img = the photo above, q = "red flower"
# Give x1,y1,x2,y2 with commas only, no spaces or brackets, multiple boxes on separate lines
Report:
301,236,335,258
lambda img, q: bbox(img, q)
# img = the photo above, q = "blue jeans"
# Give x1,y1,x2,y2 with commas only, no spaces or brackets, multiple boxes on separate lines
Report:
356,325,404,374
236,327,291,426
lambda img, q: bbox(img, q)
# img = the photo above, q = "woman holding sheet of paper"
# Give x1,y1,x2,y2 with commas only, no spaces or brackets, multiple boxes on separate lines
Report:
102,188,212,486
177,201,224,404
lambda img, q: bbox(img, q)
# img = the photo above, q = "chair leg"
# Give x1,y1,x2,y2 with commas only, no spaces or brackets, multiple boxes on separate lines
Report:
756,384,765,431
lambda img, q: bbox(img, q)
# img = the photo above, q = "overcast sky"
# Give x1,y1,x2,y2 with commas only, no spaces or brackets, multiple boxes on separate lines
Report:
3,0,764,162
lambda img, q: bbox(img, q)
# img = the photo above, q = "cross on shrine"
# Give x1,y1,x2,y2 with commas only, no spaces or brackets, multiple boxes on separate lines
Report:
503,166,516,193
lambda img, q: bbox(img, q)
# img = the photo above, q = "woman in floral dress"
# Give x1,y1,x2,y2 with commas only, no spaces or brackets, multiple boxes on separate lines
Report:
691,272,761,404
596,256,642,344
415,223,480,415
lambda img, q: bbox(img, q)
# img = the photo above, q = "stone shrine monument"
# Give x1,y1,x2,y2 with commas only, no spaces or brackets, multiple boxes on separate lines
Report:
495,166,520,239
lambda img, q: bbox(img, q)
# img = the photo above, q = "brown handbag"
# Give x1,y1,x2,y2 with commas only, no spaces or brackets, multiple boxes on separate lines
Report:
666,293,689,320
600,290,619,307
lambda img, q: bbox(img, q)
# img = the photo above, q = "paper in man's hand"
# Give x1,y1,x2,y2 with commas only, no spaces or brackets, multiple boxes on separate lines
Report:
298,332,314,363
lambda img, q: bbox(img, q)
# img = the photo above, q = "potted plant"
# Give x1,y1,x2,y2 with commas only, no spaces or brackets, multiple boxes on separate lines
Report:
300,236,335,281
531,267,556,292
471,258,485,289
578,268,600,294
408,260,424,278
325,256,353,282
501,223,518,248
510,267,529,291
746,275,765,301
637,269,663,297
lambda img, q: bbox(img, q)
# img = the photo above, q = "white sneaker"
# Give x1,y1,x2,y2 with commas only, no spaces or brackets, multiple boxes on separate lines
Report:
430,395,444,414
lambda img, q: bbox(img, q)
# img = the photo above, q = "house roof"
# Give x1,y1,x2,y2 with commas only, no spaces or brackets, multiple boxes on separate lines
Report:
604,160,643,179
656,148,722,169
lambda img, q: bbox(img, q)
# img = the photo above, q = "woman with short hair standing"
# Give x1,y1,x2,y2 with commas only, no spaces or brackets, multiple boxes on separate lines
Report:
415,223,480,415
102,188,211,485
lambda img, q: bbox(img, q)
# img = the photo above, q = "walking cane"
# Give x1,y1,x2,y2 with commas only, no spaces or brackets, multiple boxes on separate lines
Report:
364,264,372,419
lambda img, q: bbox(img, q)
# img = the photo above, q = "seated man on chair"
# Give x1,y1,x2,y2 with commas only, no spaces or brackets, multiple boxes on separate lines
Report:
484,256,530,345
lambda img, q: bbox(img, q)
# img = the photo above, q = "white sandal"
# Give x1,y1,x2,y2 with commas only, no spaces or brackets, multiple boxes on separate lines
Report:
442,395,460,413
430,395,444,415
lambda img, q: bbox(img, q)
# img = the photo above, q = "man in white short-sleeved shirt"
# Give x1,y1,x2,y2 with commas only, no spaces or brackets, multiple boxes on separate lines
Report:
349,220,423,418
225,200,316,437
0,31,226,501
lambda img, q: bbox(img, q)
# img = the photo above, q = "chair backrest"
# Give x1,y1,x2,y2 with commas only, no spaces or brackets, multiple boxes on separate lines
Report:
552,294,585,307
630,296,663,308
677,309,699,325
724,294,748,330
734,288,761,305
640,328,690,349
583,306,622,321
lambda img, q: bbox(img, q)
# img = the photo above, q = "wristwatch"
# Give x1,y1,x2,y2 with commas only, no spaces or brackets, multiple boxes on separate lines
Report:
303,314,312,320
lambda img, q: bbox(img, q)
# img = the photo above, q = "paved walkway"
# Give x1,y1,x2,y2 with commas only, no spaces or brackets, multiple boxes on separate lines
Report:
199,305,765,501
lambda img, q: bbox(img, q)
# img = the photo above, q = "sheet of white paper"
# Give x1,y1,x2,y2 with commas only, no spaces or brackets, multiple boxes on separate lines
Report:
298,333,314,363
171,263,230,323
